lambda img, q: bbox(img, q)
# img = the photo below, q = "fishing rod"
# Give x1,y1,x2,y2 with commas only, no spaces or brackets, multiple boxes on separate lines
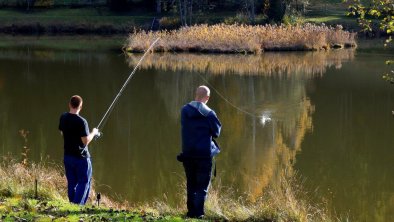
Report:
95,37,161,138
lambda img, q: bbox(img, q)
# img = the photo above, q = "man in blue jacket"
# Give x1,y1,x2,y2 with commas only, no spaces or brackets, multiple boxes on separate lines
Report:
178,85,222,218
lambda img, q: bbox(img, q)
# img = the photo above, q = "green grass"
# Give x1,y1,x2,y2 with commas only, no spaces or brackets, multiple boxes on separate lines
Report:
0,7,155,17
0,157,337,222
0,35,125,51
0,197,185,222
302,3,360,28
0,8,156,33
0,158,189,221
304,15,359,29
0,5,362,34
0,8,235,28
305,15,347,23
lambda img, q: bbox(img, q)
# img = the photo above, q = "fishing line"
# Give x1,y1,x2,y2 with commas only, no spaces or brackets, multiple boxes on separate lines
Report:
195,71,261,118
195,71,309,125
96,37,161,134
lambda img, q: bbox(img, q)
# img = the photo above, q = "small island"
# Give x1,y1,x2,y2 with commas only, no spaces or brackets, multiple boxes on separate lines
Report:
125,23,357,54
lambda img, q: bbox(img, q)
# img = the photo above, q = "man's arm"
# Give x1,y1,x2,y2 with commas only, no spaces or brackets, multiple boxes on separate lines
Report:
59,115,63,136
81,128,98,146
208,112,221,138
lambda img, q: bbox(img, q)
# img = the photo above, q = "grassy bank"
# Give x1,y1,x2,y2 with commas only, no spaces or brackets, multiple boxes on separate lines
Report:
0,157,181,221
304,3,358,28
125,24,356,53
0,157,337,221
0,8,155,34
1,198,181,221
0,5,363,35
0,35,124,51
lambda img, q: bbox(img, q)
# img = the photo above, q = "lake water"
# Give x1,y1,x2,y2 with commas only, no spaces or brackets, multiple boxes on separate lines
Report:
0,37,393,221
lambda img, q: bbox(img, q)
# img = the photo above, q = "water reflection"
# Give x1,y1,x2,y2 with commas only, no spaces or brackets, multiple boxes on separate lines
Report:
126,51,352,201
0,47,367,218
127,50,354,76
295,54,394,222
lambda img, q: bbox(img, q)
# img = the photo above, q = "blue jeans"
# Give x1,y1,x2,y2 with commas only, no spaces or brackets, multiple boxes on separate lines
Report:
64,155,92,205
183,158,212,217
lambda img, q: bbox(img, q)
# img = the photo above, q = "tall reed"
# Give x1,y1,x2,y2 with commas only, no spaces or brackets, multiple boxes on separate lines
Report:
0,156,337,221
152,172,335,222
0,156,119,208
125,24,357,54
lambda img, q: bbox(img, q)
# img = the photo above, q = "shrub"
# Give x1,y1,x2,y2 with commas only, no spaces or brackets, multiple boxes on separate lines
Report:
224,13,250,25
283,13,305,26
159,17,181,30
35,0,54,7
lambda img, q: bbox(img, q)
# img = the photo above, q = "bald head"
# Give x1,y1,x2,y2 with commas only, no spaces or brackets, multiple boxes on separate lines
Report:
195,85,210,103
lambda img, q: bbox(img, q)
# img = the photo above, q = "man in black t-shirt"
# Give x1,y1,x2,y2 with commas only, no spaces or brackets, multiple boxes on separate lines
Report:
59,95,99,205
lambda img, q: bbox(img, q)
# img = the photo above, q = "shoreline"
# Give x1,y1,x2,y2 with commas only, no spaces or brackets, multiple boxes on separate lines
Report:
0,7,363,36
0,158,333,221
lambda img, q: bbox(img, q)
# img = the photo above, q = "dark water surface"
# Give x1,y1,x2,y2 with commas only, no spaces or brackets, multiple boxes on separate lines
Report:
0,37,393,221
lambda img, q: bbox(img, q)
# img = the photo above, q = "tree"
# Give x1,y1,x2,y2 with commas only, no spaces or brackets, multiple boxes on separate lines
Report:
243,0,256,22
178,0,193,26
156,0,162,13
26,0,36,11
347,0,393,81
107,0,129,11
267,0,286,22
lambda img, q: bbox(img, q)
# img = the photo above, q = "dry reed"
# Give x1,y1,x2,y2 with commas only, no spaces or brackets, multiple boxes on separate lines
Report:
0,156,121,208
0,156,335,221
125,24,357,54
151,172,334,222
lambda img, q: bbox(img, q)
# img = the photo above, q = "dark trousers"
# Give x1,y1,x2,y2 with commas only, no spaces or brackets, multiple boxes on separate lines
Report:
183,158,212,217
64,155,92,205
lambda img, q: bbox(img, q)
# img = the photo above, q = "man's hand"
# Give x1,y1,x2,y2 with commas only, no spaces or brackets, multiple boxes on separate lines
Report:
82,128,100,145
92,128,99,136
93,128,102,139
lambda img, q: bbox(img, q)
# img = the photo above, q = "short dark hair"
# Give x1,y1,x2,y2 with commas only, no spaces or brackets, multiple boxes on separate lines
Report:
70,95,83,109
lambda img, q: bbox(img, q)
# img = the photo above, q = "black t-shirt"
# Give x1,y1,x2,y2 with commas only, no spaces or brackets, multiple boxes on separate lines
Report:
59,112,90,158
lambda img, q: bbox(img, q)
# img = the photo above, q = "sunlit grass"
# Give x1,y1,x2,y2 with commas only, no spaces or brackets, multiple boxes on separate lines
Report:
125,23,357,53
0,156,119,208
153,173,335,222
0,156,336,221
306,16,345,23
0,157,181,221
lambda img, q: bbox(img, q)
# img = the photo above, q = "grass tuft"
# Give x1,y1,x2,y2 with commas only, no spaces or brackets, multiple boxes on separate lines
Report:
0,156,120,208
200,171,335,222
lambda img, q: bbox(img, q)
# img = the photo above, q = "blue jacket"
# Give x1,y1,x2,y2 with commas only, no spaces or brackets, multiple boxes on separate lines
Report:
180,101,222,158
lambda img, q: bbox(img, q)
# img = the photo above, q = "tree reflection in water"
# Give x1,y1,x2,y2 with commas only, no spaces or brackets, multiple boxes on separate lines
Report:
127,50,354,201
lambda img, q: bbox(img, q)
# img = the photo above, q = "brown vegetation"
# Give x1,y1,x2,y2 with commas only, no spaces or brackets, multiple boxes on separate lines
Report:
125,24,357,53
0,156,119,208
0,154,336,221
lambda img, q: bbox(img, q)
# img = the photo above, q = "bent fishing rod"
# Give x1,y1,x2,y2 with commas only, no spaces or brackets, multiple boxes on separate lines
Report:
95,37,160,138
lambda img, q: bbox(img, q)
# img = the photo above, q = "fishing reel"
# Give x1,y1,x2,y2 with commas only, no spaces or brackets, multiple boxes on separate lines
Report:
94,131,103,140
